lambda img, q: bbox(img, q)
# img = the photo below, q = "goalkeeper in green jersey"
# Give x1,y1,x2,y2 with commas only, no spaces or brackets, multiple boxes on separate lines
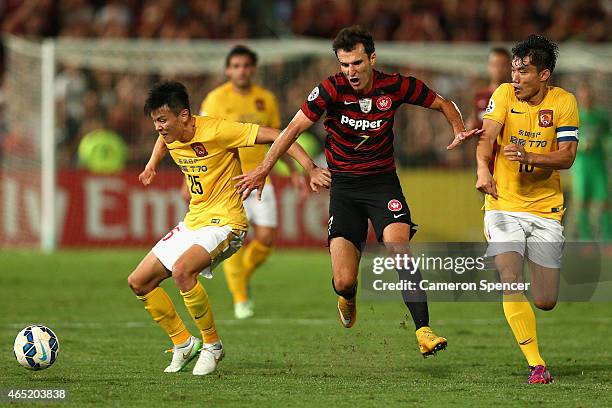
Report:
572,83,610,242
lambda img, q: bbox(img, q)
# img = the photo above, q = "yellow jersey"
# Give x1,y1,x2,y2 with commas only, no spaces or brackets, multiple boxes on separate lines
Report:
483,83,579,220
200,82,281,177
165,115,259,231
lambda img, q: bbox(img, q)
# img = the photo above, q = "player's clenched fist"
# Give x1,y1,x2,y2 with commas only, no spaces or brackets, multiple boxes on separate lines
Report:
503,143,528,163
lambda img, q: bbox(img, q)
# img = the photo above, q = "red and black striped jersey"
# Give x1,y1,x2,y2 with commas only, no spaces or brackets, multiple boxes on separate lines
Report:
300,69,436,175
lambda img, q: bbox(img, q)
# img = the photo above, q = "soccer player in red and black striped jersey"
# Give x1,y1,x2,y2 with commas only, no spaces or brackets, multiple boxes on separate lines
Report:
236,26,482,357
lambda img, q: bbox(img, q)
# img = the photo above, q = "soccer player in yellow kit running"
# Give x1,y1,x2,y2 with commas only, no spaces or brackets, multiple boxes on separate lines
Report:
127,81,323,375
199,45,297,319
476,35,579,384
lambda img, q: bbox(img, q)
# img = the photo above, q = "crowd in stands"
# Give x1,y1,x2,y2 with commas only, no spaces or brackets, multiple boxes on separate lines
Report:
0,0,609,170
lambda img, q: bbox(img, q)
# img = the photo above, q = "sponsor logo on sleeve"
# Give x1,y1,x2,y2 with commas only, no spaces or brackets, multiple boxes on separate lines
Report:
485,99,495,114
307,86,319,102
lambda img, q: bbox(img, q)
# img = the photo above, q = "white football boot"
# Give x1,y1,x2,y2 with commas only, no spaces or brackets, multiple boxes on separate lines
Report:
234,300,254,319
192,341,224,376
164,336,202,373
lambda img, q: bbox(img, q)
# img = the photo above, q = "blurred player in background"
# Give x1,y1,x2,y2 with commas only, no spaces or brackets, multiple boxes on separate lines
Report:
127,81,321,375
572,82,610,242
236,26,481,357
198,45,305,319
476,35,579,384
467,48,512,131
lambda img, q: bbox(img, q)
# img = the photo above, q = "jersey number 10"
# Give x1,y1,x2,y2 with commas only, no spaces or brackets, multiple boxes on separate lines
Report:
519,163,534,173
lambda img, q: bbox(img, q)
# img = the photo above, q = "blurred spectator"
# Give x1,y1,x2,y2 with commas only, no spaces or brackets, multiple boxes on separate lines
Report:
1,0,609,42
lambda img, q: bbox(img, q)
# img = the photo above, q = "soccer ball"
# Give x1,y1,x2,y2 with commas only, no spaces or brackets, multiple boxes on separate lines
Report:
13,325,60,370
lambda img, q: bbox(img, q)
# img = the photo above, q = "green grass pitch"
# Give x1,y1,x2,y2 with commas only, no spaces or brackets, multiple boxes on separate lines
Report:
0,250,610,407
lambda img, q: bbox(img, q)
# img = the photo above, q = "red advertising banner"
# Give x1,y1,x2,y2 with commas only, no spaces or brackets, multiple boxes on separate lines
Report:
0,169,329,248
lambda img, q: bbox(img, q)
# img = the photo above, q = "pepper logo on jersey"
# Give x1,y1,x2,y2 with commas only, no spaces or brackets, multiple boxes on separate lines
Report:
538,109,553,127
359,98,372,113
376,96,392,111
387,199,403,212
190,142,208,157
255,98,265,111
340,115,383,131
307,86,319,101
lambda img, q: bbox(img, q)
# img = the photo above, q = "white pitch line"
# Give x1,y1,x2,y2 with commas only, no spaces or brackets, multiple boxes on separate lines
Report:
2,316,611,330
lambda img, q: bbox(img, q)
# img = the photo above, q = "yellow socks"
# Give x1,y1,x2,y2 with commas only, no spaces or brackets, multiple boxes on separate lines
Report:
503,293,546,367
137,286,191,346
243,239,272,281
223,240,272,304
223,247,249,304
180,281,219,344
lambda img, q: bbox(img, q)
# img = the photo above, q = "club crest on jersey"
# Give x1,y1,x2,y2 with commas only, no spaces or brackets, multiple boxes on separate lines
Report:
538,109,553,127
376,96,392,111
307,86,319,101
359,98,372,113
255,98,265,111
387,199,403,212
190,142,208,157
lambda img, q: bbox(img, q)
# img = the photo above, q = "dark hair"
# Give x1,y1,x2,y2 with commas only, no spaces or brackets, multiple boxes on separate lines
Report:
332,25,375,56
144,81,191,116
225,45,258,67
490,47,511,59
511,34,559,73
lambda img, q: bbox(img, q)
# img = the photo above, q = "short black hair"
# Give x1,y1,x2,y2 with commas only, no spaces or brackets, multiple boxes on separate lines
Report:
490,47,511,59
332,25,375,57
144,81,191,116
511,34,559,73
225,45,257,67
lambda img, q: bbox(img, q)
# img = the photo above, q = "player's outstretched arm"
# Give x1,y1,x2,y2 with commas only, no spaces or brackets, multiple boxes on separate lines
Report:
504,141,577,170
475,119,503,199
428,94,484,149
138,136,167,186
235,110,331,199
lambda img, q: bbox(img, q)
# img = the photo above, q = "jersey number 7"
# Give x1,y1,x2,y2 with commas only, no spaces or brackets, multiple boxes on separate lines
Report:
355,135,370,150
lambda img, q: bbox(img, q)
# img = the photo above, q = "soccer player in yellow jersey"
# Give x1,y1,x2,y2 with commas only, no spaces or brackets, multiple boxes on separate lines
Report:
199,45,294,319
476,35,579,384
127,81,323,375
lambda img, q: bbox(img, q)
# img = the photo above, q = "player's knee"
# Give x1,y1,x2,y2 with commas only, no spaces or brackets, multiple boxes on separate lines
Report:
332,275,357,295
257,234,275,247
534,299,556,311
127,272,149,296
254,227,275,247
171,260,198,285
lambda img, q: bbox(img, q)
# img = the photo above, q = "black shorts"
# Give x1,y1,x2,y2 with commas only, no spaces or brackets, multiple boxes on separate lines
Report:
328,171,416,251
